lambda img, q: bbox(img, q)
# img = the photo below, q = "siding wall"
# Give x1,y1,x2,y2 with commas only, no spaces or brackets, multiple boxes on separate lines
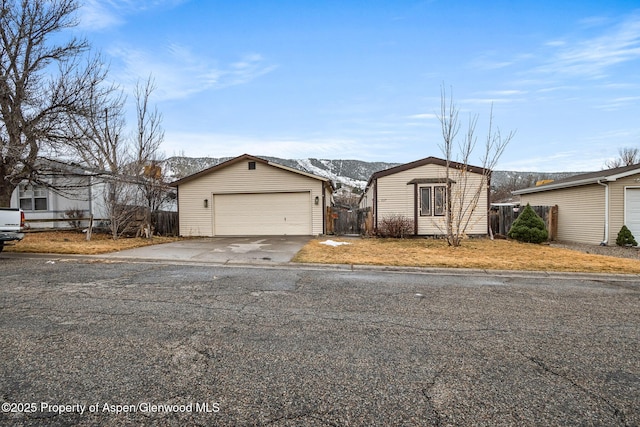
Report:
359,185,374,210
376,164,488,235
11,175,101,228
520,184,605,244
177,160,327,236
607,175,640,242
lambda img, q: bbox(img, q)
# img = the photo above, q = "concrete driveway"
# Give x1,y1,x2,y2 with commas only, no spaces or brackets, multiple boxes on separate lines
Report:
99,236,312,264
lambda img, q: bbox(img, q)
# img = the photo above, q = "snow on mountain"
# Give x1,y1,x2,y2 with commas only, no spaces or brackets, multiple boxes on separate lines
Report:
164,156,400,191
163,155,587,197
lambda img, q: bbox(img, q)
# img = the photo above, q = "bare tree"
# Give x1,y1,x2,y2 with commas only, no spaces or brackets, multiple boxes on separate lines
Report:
62,74,139,239
438,85,514,246
605,147,640,169
491,172,547,202
0,0,107,206
68,82,128,174
133,76,166,238
63,75,166,239
133,77,164,167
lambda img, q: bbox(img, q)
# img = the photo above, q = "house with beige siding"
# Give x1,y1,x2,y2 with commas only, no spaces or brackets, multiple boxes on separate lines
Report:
170,154,333,236
360,156,490,236
513,163,640,245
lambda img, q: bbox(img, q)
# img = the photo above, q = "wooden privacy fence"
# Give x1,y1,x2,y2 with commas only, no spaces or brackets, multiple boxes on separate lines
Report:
327,207,371,235
152,211,179,236
25,210,179,237
490,205,558,240
328,205,557,239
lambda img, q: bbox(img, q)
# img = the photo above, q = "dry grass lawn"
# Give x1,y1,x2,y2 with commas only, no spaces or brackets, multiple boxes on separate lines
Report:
293,237,640,274
6,232,640,274
4,231,181,255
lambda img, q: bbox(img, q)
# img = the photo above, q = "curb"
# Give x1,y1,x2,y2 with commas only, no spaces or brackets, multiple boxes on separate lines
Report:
3,251,640,283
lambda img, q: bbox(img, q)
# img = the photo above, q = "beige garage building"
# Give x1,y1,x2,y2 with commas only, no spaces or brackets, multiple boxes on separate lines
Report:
513,163,640,245
171,154,333,236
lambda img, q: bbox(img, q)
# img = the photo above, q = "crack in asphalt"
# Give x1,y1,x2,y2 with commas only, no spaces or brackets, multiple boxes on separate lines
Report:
421,378,444,427
526,355,630,427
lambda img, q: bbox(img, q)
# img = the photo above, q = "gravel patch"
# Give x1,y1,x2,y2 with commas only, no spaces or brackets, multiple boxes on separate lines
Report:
550,241,640,260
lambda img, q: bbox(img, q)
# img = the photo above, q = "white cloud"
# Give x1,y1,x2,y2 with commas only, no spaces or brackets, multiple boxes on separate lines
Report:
545,40,566,47
499,151,603,172
108,45,277,100
460,97,516,105
535,85,578,93
407,113,438,120
584,128,639,143
537,13,640,78
484,90,528,96
78,0,188,31
162,132,370,160
578,15,615,29
597,96,640,111
77,0,123,30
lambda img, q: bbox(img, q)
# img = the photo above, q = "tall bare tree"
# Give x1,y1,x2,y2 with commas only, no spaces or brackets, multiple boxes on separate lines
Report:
133,77,164,167
60,72,137,239
67,75,166,239
0,0,106,206
133,76,166,238
438,85,514,246
605,147,640,169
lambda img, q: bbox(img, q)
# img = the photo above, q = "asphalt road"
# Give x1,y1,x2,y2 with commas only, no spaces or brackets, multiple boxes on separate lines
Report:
0,256,638,426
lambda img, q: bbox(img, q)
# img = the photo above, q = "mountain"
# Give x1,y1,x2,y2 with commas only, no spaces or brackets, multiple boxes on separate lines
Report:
164,156,400,190
163,155,584,198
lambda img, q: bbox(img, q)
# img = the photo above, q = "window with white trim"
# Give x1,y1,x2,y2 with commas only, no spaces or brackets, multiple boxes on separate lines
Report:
19,184,48,211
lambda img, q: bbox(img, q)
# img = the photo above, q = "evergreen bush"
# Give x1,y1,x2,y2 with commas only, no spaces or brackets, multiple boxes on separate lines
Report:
615,225,637,246
507,204,548,244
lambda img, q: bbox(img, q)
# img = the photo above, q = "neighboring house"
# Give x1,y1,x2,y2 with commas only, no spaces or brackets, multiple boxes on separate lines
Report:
359,156,490,236
9,159,176,229
513,163,640,245
9,159,110,229
170,154,334,236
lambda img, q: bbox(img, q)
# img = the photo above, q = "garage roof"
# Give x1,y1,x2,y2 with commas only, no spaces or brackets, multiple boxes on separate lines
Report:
513,163,640,195
170,153,333,187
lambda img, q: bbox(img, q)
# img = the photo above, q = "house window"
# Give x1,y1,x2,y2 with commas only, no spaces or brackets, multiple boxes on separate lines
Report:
434,186,447,216
19,184,48,211
420,187,431,216
248,161,256,170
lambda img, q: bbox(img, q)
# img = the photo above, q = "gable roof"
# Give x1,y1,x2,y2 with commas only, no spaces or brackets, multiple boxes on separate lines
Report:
513,162,640,195
169,153,333,187
363,156,488,190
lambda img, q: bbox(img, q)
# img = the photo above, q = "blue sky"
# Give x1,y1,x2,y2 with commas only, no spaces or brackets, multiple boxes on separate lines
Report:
75,0,640,171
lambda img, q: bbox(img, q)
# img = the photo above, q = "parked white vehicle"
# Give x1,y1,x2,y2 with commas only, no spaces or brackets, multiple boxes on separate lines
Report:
0,208,25,252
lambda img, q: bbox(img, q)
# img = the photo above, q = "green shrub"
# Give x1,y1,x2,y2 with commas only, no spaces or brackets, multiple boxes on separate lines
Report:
616,225,637,246
507,204,548,244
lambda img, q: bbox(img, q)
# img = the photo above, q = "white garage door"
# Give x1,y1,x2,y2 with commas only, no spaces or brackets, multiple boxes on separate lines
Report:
213,192,311,236
625,188,640,240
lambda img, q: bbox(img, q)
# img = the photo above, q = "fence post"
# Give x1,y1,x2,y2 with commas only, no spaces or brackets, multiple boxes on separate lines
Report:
548,205,558,241
86,215,93,241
